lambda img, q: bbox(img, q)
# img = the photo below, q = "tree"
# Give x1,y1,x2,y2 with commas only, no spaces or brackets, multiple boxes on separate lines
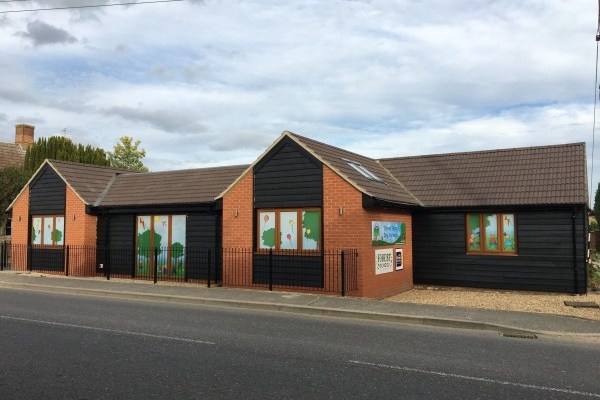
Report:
595,183,600,219
4,136,110,226
24,136,110,174
0,166,29,225
108,136,149,172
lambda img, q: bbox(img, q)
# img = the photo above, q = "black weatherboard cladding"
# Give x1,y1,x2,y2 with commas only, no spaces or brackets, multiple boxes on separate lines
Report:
106,214,135,275
412,209,587,293
28,164,66,271
254,136,323,208
29,164,66,214
186,213,221,280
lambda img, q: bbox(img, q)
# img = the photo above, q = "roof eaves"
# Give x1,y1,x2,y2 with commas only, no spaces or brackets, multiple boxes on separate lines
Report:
215,131,288,200
5,159,50,212
285,132,375,198
47,160,90,205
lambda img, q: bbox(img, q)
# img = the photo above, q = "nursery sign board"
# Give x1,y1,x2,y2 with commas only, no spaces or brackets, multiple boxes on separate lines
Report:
371,221,406,247
375,248,394,275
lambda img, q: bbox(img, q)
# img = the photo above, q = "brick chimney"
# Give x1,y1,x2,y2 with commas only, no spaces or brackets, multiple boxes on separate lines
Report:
15,124,35,149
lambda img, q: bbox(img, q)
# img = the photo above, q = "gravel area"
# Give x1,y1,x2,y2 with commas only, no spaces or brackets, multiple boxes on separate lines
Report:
387,286,600,321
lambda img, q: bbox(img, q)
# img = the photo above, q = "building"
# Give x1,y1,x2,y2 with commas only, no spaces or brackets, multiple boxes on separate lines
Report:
0,124,34,240
5,131,589,296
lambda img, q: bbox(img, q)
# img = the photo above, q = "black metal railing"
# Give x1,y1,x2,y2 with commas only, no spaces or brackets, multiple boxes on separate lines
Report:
0,241,359,296
222,248,359,295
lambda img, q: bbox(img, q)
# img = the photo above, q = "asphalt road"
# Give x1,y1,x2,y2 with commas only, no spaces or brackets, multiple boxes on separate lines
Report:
0,288,599,399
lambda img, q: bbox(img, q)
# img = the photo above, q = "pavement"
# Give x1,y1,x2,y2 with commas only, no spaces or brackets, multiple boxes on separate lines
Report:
0,270,599,338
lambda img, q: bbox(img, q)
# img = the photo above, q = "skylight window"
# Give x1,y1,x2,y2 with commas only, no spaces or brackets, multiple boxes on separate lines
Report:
344,159,385,183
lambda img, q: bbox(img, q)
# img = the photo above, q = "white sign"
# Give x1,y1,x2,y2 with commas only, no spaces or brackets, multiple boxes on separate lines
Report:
375,248,394,275
396,248,403,271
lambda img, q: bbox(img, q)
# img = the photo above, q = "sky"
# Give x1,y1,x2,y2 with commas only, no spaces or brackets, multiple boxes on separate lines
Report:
0,0,597,200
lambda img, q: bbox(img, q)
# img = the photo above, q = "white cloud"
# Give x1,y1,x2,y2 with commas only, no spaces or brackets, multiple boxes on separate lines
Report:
0,0,597,198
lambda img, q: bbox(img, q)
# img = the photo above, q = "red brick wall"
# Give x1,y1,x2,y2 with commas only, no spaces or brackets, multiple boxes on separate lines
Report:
323,166,413,298
222,171,253,286
10,187,29,270
65,186,97,276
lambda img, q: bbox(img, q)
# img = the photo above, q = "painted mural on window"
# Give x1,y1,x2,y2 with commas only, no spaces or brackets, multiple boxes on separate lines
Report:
257,209,321,251
302,210,320,250
371,221,406,247
31,217,42,245
502,214,516,251
467,212,517,254
485,213,499,251
136,215,186,278
280,211,298,250
467,214,480,251
259,211,276,249
31,215,63,246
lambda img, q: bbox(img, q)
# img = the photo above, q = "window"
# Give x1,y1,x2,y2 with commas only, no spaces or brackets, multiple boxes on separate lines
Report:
257,209,321,251
344,159,385,183
5,218,11,236
136,215,186,278
31,215,64,246
467,213,516,254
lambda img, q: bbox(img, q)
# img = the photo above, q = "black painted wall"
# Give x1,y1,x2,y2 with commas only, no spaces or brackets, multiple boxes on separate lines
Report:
29,164,66,215
96,211,221,279
254,136,323,208
412,208,587,293
29,164,67,271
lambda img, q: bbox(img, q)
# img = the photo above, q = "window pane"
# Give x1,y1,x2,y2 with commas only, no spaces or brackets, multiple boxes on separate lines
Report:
502,214,516,252
136,216,152,275
54,216,64,245
43,217,54,245
467,214,480,251
302,211,320,250
484,214,498,251
32,217,42,245
279,211,298,250
259,211,276,249
153,216,170,248
171,215,186,278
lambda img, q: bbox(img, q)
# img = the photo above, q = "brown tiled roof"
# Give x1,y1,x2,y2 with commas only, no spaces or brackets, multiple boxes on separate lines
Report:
288,133,422,206
48,160,133,204
97,164,249,207
379,142,588,207
0,142,25,169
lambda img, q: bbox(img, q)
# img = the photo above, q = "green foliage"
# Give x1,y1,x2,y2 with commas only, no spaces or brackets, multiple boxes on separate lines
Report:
24,136,109,174
137,230,163,256
595,183,600,219
31,225,36,243
171,242,184,259
0,166,29,224
590,219,599,233
52,229,63,244
108,136,149,172
302,211,320,242
261,228,275,248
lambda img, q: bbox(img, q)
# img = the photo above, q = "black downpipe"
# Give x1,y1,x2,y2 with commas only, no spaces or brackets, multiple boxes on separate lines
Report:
571,207,578,294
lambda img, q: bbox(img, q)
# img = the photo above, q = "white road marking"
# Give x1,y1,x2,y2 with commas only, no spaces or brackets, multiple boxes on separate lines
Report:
0,315,216,345
349,360,600,398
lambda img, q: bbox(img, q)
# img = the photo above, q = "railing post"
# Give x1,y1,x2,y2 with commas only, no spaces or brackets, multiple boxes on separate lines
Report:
65,246,70,276
153,247,158,284
214,248,219,285
341,250,346,297
207,249,212,288
0,241,5,271
27,245,32,272
268,248,273,291
106,246,111,280
184,248,188,283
